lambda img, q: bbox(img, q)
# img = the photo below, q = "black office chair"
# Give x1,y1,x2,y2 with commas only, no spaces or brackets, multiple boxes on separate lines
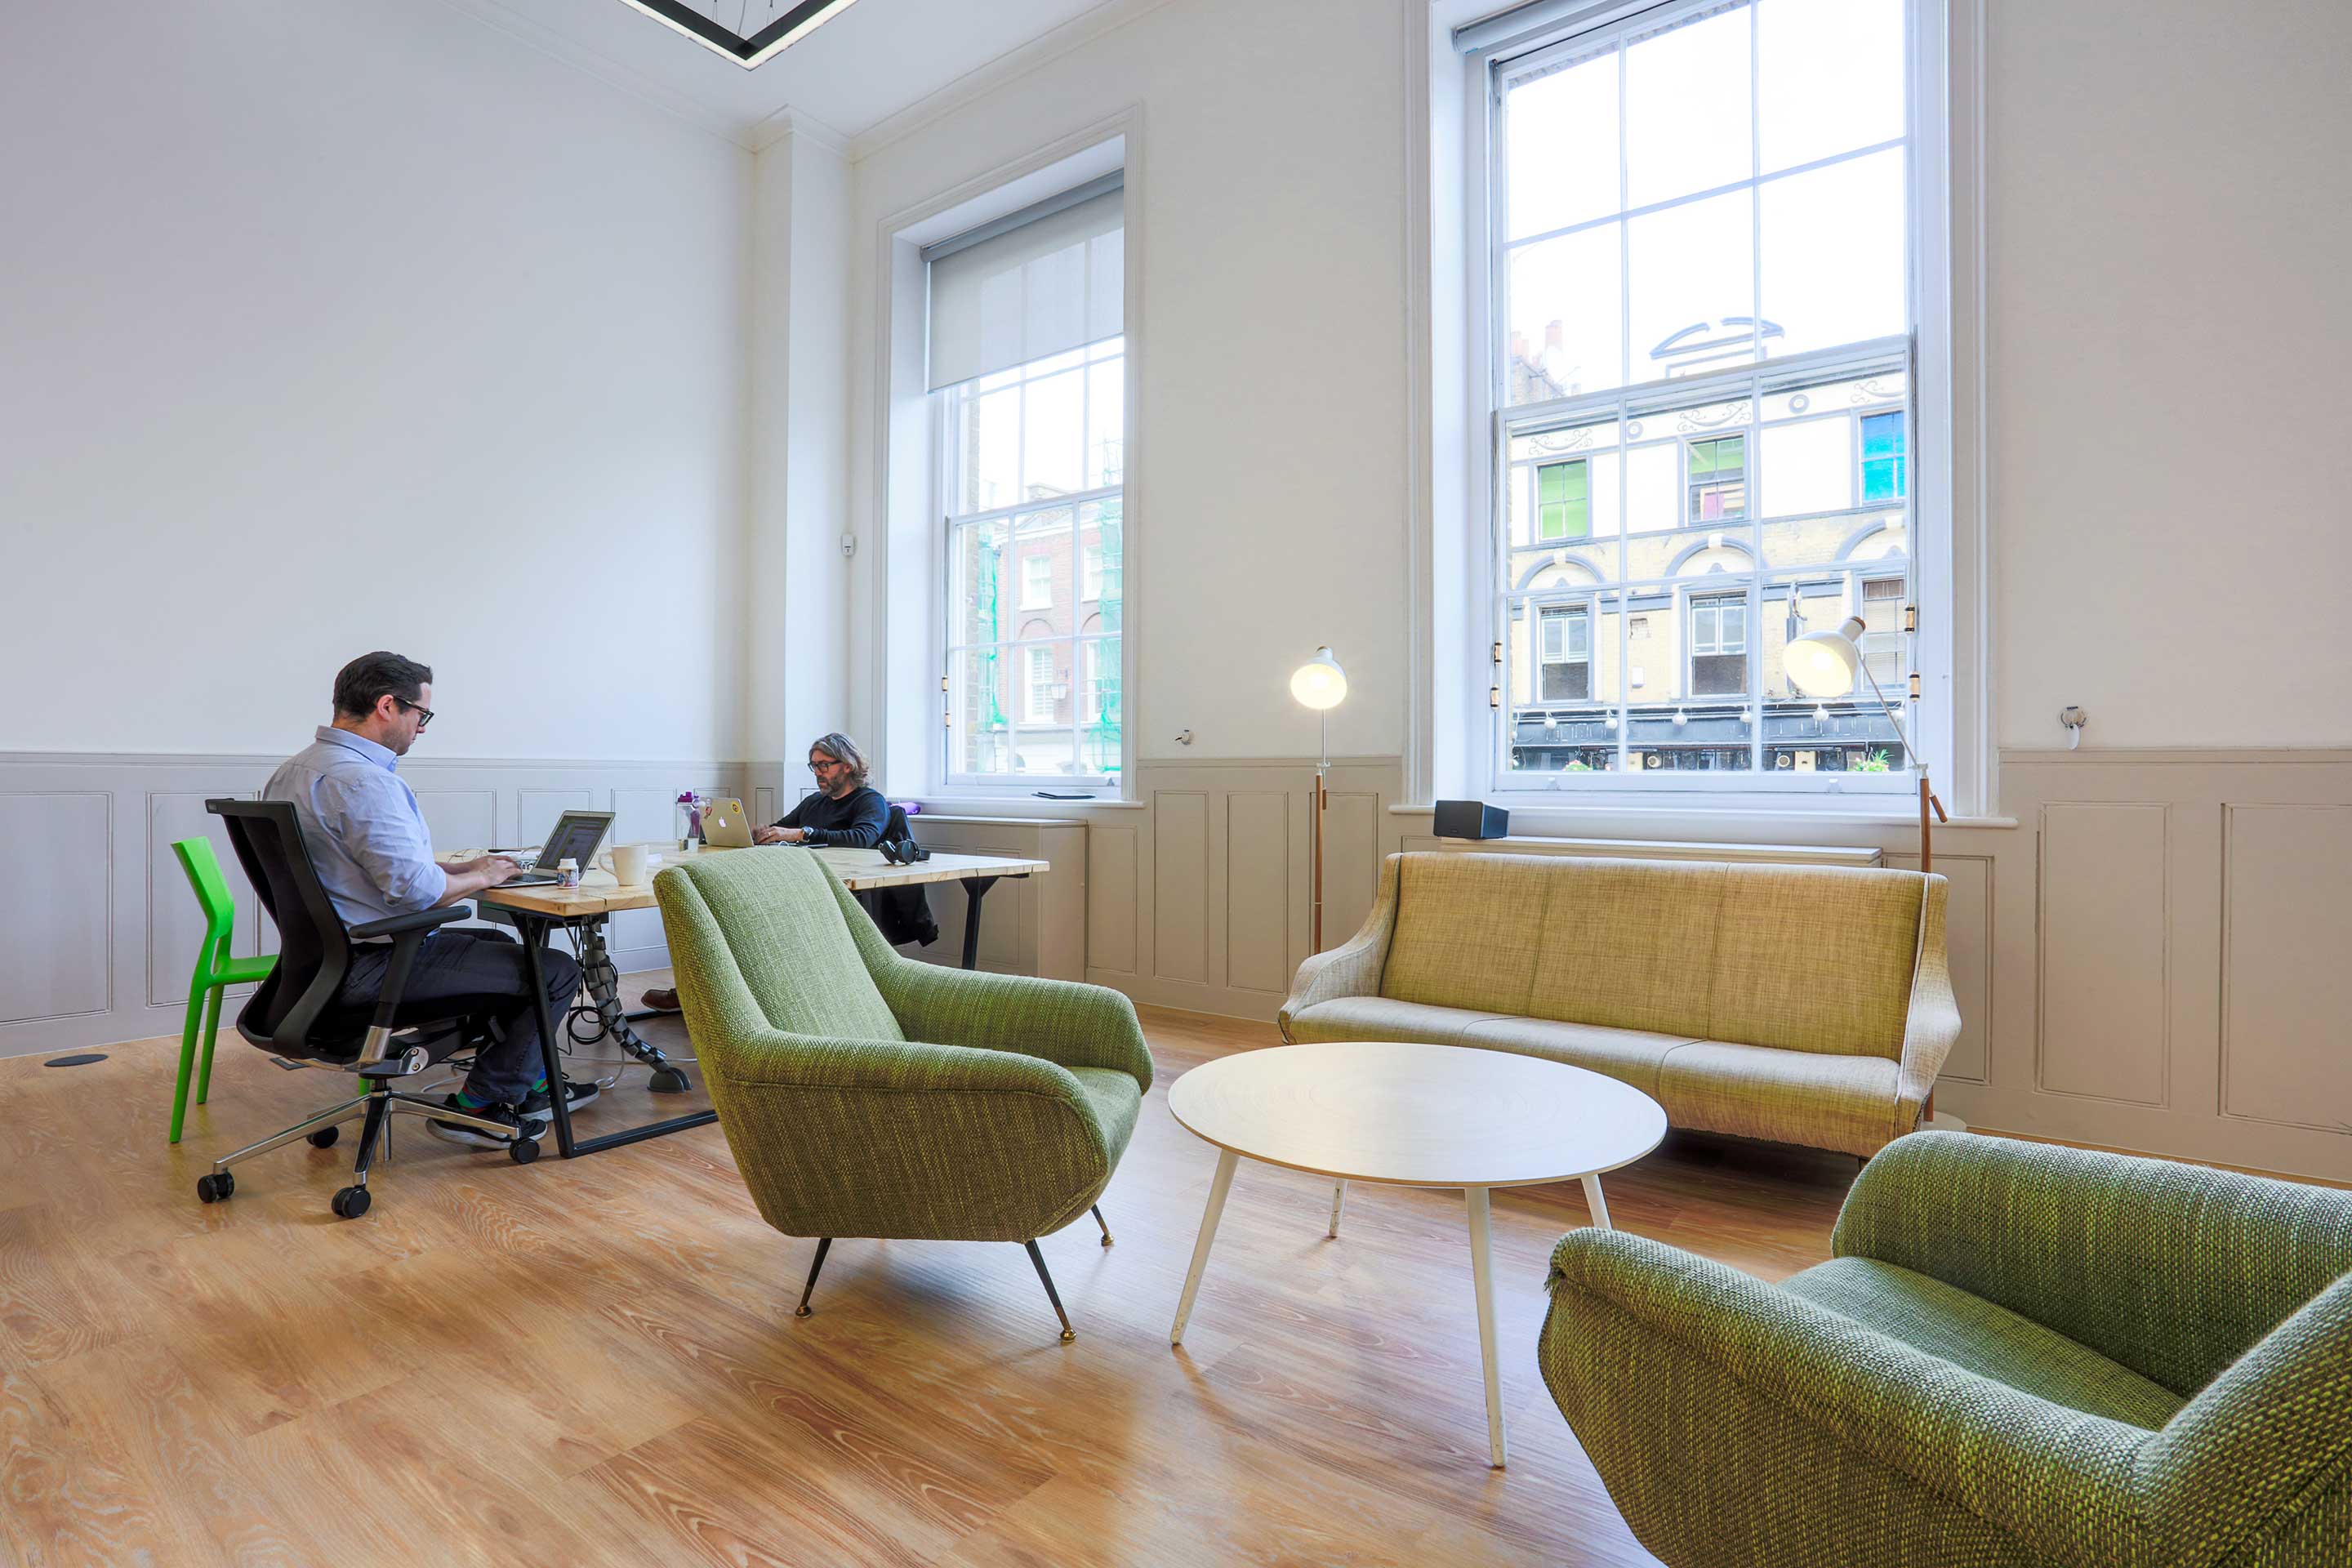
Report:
196,799,539,1218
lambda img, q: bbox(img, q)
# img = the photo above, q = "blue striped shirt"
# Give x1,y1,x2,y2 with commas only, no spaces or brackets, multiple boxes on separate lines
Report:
264,726,448,928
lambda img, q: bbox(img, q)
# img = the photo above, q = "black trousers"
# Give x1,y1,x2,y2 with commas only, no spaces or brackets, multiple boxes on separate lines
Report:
335,929,580,1106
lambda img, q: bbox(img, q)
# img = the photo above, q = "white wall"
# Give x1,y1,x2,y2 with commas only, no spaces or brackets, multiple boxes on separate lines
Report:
747,125,856,767
849,0,1413,769
0,0,752,762
840,0,2352,776
1987,0,2352,749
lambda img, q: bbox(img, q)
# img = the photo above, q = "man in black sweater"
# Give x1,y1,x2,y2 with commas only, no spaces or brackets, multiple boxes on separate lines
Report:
641,733,888,1013
752,732,888,848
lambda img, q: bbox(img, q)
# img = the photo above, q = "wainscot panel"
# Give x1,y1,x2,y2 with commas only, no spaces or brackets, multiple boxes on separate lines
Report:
0,754,750,1058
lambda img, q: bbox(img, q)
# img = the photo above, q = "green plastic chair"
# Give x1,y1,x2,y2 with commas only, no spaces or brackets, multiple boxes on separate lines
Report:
169,836,277,1144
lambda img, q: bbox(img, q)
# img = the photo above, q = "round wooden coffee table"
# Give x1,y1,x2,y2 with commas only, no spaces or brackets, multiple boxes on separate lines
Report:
1165,1040,1668,1468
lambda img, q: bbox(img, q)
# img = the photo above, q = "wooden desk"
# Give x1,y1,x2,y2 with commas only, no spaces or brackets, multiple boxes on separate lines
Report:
454,844,1049,1160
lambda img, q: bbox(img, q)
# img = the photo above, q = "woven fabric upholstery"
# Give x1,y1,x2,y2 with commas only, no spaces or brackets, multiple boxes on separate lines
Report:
1281,851,1958,1156
1832,1134,2352,1396
1539,1133,2352,1567
1279,854,1396,1037
1522,858,1731,1036
1780,1259,2185,1429
1379,853,1560,1014
654,850,1152,1244
1283,996,1507,1047
1458,1015,1696,1098
1658,1040,1904,1157
1701,864,1923,1056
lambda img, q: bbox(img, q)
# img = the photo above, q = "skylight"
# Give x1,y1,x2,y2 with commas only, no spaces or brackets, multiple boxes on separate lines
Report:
614,0,865,69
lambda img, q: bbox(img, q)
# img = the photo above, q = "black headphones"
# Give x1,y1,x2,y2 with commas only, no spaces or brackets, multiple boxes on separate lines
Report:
877,837,931,866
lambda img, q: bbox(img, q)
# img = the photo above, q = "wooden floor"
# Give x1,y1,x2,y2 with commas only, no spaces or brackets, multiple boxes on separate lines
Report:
0,991,1869,1567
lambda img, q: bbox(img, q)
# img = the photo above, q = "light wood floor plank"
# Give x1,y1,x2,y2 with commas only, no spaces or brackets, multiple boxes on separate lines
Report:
0,995,1884,1565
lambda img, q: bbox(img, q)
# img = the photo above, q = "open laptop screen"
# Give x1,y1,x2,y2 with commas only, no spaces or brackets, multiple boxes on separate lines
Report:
537,811,612,872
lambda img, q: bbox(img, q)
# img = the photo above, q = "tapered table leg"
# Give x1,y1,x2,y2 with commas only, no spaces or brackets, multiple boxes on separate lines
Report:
1170,1148,1240,1346
1328,1180,1348,1238
1579,1173,1613,1231
1466,1186,1506,1468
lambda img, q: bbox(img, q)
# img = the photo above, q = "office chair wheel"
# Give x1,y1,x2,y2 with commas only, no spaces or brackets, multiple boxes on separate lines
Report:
649,1067,692,1094
305,1126,341,1149
195,1171,234,1204
330,1185,372,1219
508,1137,540,1165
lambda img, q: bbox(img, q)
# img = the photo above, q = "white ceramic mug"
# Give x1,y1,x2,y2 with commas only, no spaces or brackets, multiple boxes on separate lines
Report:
608,843,650,887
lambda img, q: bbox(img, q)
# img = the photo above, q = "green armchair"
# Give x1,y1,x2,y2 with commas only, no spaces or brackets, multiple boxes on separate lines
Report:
1539,1132,2352,1567
653,849,1153,1342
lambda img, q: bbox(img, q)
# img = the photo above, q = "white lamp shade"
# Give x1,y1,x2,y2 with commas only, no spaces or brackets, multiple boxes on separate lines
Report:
1290,646,1348,710
1784,617,1866,698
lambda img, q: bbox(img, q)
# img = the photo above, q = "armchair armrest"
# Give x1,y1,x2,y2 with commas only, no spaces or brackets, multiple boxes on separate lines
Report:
349,905,470,941
1545,1228,2149,1566
1277,853,1400,1040
706,1025,1088,1100
1833,1133,2352,1398
1891,873,1960,1138
858,966,1153,1093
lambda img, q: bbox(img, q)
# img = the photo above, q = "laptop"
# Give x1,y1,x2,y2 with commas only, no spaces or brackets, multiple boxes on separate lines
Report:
699,797,755,849
501,809,614,886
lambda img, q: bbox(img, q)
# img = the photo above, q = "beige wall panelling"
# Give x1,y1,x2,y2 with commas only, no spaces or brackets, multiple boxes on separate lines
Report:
2221,804,2352,1137
0,791,113,1026
412,790,498,858
1,755,750,1058
1152,791,1211,989
1224,791,1291,996
2036,802,2172,1106
897,816,1086,981
145,791,265,1009
1085,819,1141,977
518,788,593,846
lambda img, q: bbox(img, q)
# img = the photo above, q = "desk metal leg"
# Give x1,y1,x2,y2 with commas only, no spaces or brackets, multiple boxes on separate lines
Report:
959,875,1000,971
512,911,716,1160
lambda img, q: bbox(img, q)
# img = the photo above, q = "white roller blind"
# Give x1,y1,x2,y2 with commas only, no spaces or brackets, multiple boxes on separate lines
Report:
926,186,1124,392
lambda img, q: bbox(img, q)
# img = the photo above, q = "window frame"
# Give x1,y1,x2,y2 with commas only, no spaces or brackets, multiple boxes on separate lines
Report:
1472,0,1953,803
934,335,1127,791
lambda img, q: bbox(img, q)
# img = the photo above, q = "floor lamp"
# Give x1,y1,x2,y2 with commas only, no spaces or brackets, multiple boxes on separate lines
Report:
1784,617,1947,871
1290,646,1348,953
1784,616,1962,1132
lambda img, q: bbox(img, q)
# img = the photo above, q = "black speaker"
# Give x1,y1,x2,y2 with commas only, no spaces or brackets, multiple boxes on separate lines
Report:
1432,800,1510,840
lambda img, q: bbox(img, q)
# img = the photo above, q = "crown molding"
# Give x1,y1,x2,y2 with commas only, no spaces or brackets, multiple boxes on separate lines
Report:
848,0,1181,163
751,105,854,158
430,0,760,149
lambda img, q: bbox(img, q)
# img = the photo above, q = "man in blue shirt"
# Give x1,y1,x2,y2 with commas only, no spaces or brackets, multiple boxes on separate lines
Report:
265,652,590,1147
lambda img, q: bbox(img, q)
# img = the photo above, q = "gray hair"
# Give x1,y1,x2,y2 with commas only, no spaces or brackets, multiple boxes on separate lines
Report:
808,732,869,787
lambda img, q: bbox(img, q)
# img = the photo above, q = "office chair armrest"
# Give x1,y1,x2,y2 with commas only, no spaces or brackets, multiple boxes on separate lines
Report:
350,906,472,941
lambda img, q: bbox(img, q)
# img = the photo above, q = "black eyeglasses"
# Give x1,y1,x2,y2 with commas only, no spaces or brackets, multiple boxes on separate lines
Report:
806,757,844,773
395,697,435,729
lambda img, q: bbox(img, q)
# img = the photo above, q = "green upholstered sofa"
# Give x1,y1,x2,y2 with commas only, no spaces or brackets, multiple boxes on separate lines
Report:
653,848,1154,1340
1279,851,1958,1156
1541,1132,2352,1568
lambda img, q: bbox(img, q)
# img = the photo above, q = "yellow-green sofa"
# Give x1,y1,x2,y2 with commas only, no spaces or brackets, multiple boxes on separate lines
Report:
1278,852,1958,1156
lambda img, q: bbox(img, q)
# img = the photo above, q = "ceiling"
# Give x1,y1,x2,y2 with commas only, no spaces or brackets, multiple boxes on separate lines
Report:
451,0,1130,146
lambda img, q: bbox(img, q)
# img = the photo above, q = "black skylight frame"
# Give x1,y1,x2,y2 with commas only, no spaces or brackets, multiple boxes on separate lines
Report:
618,0,862,69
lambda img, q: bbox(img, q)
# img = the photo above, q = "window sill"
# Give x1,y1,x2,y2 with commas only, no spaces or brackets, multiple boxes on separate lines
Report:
1390,800,2017,832
902,791,1145,811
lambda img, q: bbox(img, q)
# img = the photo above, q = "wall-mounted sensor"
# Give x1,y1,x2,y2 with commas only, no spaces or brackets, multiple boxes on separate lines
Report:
2059,706,2089,750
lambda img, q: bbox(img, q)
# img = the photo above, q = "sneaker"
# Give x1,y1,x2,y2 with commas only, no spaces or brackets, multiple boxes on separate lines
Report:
641,987,682,1013
427,1095,541,1149
518,1077,599,1123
